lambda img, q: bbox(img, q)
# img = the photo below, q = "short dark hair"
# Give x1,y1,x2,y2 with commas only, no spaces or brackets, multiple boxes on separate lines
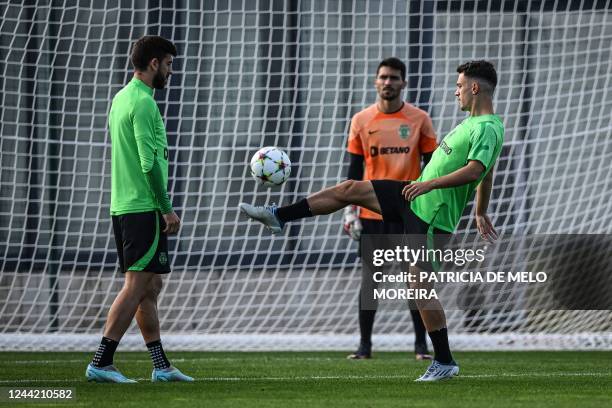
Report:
377,57,406,81
130,36,177,71
457,60,497,91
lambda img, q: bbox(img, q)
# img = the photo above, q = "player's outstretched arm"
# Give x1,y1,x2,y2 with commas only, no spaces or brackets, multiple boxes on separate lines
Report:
475,167,497,242
401,160,485,201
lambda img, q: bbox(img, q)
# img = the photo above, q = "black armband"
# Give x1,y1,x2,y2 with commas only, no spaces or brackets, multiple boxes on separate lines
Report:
347,153,365,180
422,152,433,169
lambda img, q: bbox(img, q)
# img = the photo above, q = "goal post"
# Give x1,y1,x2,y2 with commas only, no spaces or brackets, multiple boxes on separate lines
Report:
1,0,611,351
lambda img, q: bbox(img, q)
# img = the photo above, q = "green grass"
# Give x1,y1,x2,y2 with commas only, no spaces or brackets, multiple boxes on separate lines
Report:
0,351,610,407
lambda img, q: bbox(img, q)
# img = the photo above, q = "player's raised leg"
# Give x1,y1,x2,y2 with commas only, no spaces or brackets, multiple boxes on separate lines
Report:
239,179,381,233
307,179,382,215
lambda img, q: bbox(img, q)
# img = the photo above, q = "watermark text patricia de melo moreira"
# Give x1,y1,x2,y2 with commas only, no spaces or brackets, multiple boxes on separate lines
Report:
371,271,547,300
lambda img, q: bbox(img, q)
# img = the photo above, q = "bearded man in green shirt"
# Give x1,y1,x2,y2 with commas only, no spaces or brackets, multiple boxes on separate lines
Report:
86,36,192,383
240,60,504,382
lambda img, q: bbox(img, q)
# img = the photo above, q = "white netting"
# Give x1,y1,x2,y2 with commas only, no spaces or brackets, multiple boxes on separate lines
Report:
1,0,611,351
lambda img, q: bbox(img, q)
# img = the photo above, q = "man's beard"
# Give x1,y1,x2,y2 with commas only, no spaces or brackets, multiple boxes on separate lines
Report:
152,70,167,89
380,88,398,101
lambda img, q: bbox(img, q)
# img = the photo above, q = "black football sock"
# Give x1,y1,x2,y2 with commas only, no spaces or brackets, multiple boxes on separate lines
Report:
409,306,428,353
428,327,453,364
91,336,119,368
276,198,313,223
147,339,171,370
358,295,376,349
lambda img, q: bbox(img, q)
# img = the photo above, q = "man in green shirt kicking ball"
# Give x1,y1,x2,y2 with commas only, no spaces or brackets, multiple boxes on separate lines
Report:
240,60,504,382
86,36,192,383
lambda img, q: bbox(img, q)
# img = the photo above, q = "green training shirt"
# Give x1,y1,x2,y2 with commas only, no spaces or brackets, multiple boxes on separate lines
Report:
410,114,504,232
109,78,172,215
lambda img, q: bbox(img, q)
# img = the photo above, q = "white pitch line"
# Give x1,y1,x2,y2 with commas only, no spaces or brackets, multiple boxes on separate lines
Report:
461,372,612,378
0,372,610,384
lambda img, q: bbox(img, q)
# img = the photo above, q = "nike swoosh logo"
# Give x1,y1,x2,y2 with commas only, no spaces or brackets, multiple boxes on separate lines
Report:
368,130,379,134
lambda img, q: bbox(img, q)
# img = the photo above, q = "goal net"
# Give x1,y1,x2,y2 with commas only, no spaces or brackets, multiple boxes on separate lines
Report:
1,0,611,351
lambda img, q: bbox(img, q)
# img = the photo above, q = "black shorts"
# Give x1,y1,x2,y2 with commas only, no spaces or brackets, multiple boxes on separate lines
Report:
370,179,452,271
371,180,433,234
112,211,171,274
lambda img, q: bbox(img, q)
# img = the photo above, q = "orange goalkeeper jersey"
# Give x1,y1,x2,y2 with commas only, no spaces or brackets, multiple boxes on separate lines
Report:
347,103,438,220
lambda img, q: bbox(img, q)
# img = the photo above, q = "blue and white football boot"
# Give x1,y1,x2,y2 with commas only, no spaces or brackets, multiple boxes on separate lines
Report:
151,366,194,382
414,360,459,382
86,364,137,383
239,203,285,234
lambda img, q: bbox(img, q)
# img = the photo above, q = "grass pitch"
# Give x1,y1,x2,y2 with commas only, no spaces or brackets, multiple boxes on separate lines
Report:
0,351,610,407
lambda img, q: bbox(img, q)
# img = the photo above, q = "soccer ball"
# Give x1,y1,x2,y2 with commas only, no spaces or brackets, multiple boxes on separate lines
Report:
249,147,291,187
